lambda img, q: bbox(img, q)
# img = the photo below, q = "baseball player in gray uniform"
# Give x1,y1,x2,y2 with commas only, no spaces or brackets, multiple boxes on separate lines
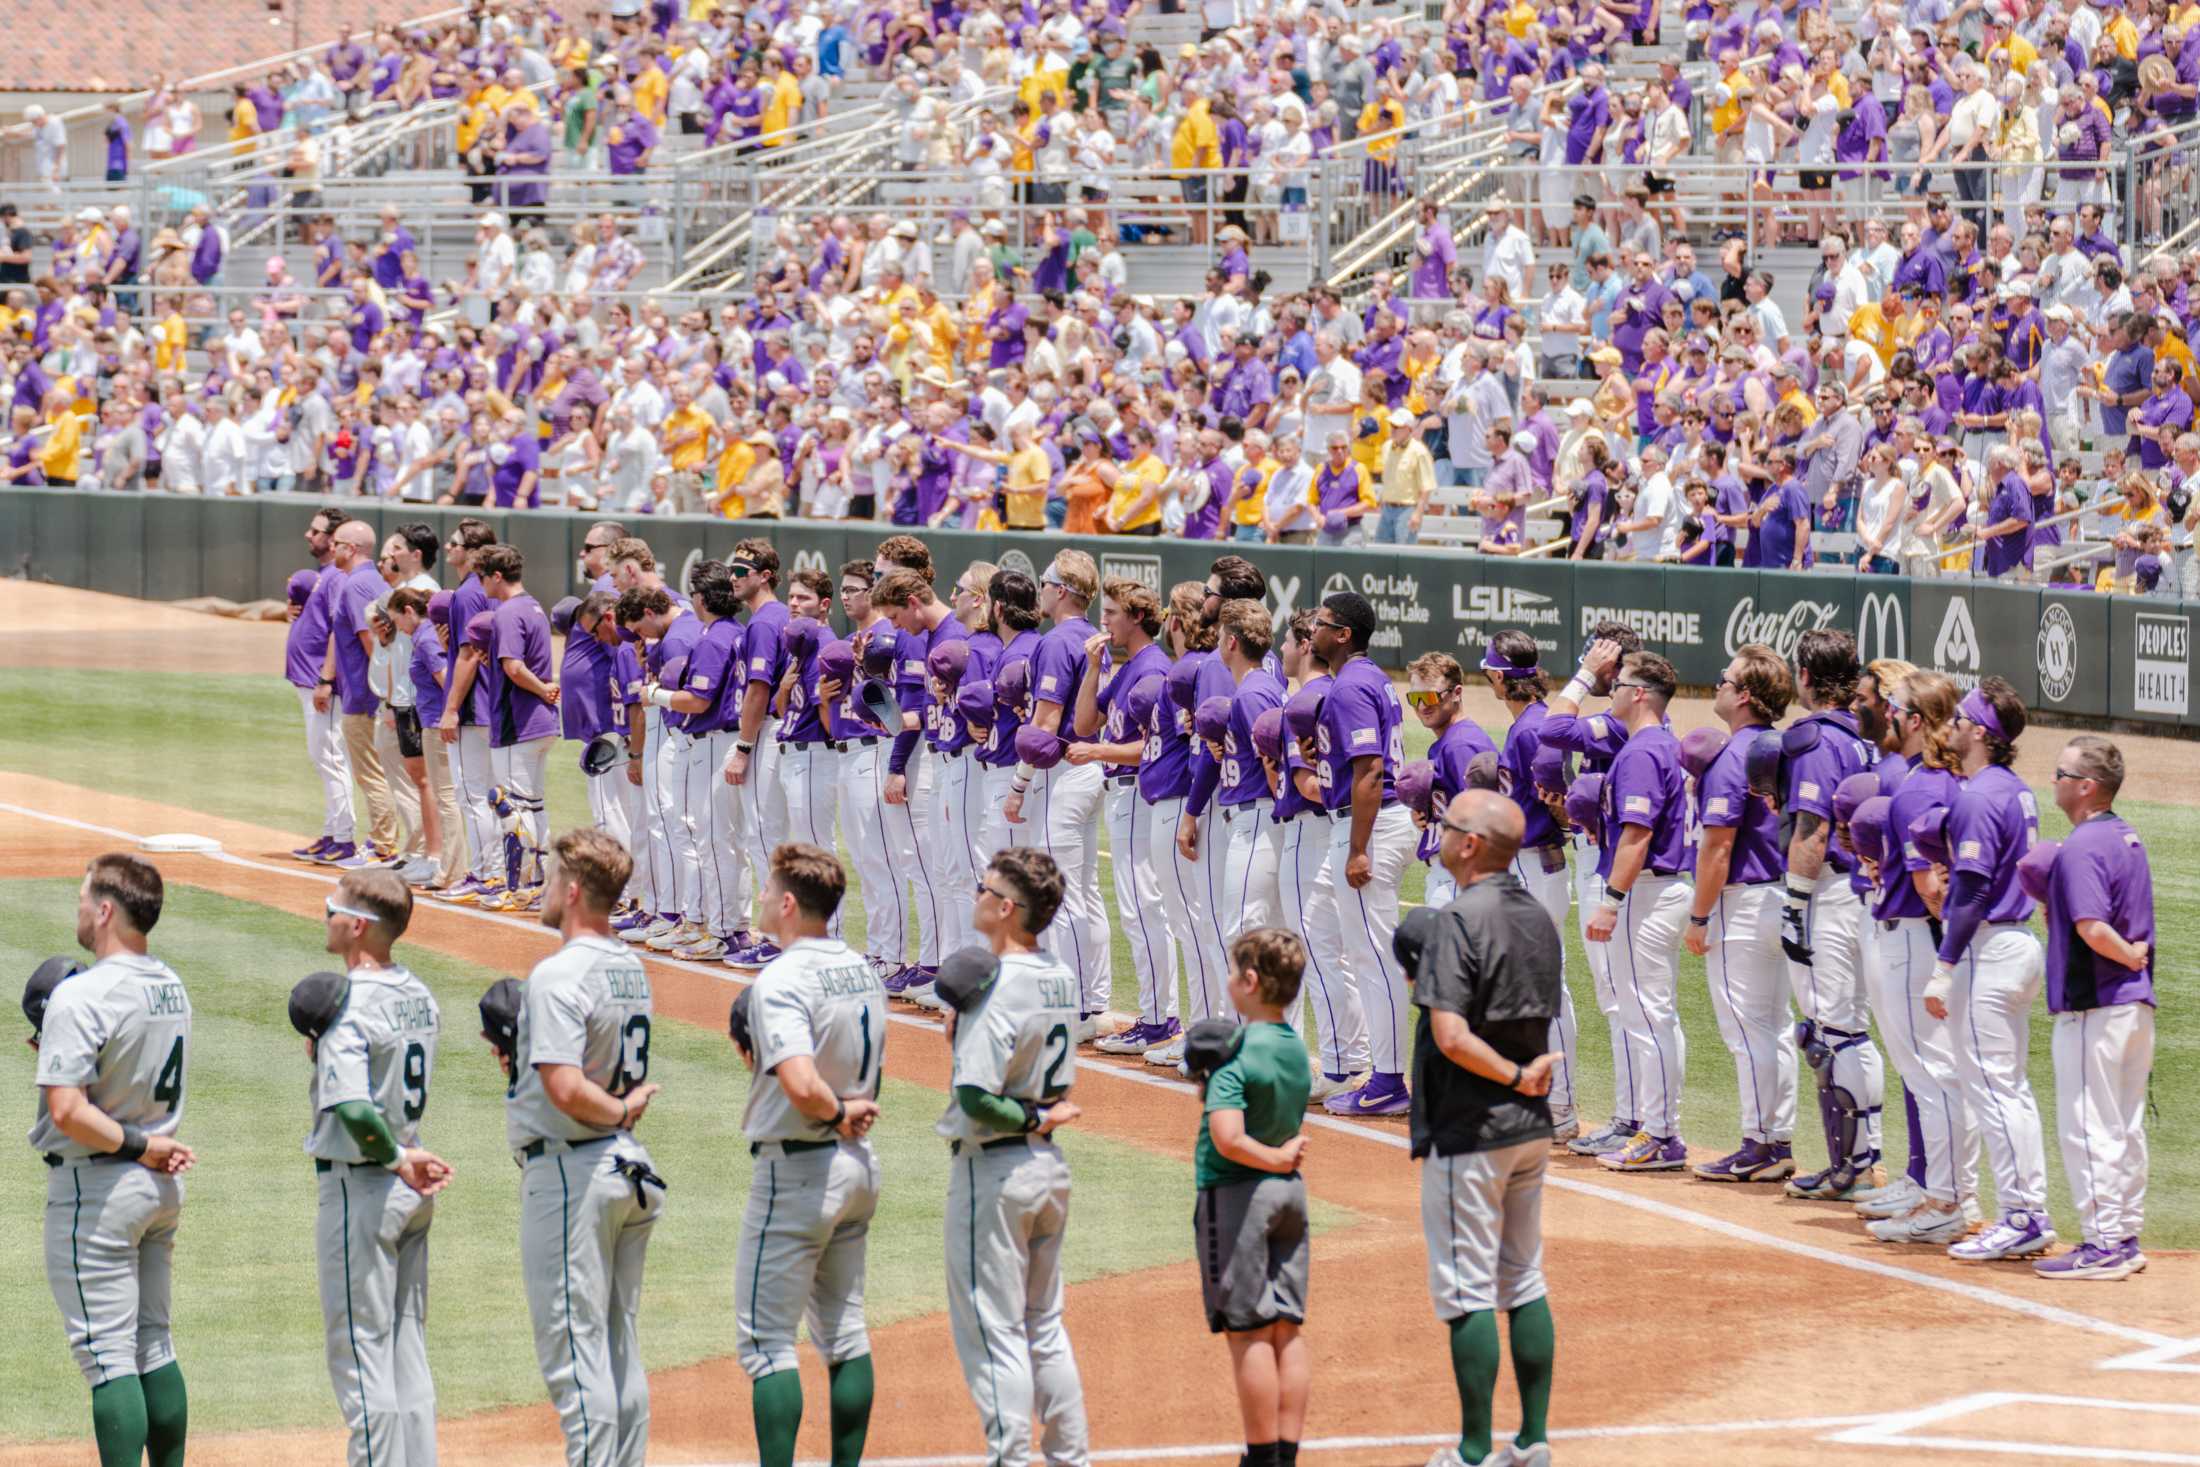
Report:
28,854,195,1467
729,842,888,1467
297,867,454,1467
938,848,1091,1467
500,828,667,1467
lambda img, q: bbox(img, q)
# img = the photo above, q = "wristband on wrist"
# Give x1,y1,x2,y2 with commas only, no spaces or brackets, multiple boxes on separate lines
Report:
1688,912,1711,927
1783,877,1813,904
1508,1062,1523,1090
1018,1099,1045,1133
1602,884,1627,907
112,1123,149,1163
1561,675,1593,705
736,738,755,754
618,1097,632,1128
830,1097,847,1129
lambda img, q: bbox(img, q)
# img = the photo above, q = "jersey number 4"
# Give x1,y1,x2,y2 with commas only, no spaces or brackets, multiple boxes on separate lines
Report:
152,1037,185,1115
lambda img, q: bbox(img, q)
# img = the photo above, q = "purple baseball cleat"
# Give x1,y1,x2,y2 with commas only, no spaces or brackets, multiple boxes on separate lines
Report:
1600,1132,1689,1171
292,837,334,861
882,966,920,995
1692,1139,1794,1183
313,841,357,866
1950,1210,2056,1262
1324,1071,1410,1116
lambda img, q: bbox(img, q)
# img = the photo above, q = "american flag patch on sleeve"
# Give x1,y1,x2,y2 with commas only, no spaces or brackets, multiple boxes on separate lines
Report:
1958,840,1982,860
1590,716,1609,738
1351,727,1375,748
1625,795,1650,814
1800,781,1820,800
1041,675,1059,693
691,676,711,689
1707,797,1729,816
751,656,768,672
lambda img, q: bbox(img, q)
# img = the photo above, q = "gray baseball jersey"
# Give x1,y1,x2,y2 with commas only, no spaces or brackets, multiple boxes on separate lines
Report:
30,953,192,1159
742,937,887,1143
32,952,192,1388
936,951,1081,1146
306,965,442,1162
506,936,653,1153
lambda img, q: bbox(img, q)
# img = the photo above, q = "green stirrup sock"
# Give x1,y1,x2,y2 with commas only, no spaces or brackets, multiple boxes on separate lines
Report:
139,1362,189,1467
753,1369,806,1467
1507,1297,1555,1448
827,1354,876,1467
88,1377,148,1467
1448,1311,1501,1464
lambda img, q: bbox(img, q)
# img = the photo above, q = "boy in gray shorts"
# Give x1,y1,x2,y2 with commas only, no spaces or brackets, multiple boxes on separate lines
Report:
1189,927,1314,1467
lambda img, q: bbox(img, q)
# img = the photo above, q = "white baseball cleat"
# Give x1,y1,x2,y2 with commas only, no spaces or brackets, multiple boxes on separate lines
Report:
1143,1034,1187,1067
1853,1175,1925,1219
646,921,704,952
1867,1202,1971,1245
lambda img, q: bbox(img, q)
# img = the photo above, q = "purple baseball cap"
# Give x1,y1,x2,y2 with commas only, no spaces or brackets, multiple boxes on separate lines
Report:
928,638,971,689
1465,750,1501,791
661,654,689,688
1194,695,1232,744
957,678,997,729
1015,723,1065,770
1563,772,1604,830
428,589,455,628
1833,771,1881,826
817,639,857,686
1529,744,1570,796
463,609,496,649
996,657,1031,711
1126,673,1165,735
286,569,319,605
1284,684,1325,743
1252,706,1285,762
1850,795,1892,867
2136,553,2165,592
1397,759,1435,816
1744,728,1785,797
2017,839,2061,905
860,630,899,679
1166,657,1205,714
1323,509,1351,536
1907,805,1952,868
1679,725,1728,781
783,616,824,666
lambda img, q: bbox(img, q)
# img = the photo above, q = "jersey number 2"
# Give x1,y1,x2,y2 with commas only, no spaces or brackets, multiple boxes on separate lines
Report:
1041,1022,1070,1100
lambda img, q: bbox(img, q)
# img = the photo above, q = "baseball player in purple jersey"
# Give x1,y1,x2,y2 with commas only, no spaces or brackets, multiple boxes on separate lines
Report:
1006,551,1112,1032
1273,614,1371,1100
722,540,793,966
1406,653,1497,911
1856,671,1980,1243
1922,678,2055,1262
473,545,560,908
2034,735,2154,1281
1205,601,1288,1007
773,572,840,925
1176,620,1244,1025
974,570,1043,864
1686,645,1800,1183
1072,580,1179,1057
918,562,994,963
605,543,692,930
1309,591,1415,1117
1568,652,1694,1171
1479,631,1579,1141
872,566,951,998
436,521,502,902
623,583,708,951
1777,629,1887,1202
821,563,907,979
646,564,744,959
1535,621,1646,1158
287,508,357,861
562,591,638,882
1129,587,1210,1070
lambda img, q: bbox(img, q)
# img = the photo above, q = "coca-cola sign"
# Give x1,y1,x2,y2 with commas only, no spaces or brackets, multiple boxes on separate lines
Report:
1723,596,1842,659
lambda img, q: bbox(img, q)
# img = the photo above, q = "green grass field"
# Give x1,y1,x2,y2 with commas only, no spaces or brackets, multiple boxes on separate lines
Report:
0,878,1319,1443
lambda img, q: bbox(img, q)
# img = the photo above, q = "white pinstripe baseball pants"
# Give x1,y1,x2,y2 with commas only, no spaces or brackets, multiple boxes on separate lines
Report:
1875,918,1978,1208
843,741,908,966
1107,779,1178,1026
779,743,842,939
1949,923,2049,1215
1600,873,1691,1140
2053,1002,2153,1246
1327,803,1416,1078
1704,882,1798,1146
1511,847,1579,1123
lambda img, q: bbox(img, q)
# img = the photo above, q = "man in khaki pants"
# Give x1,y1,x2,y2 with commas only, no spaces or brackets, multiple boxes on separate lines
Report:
320,521,399,863
390,587,466,887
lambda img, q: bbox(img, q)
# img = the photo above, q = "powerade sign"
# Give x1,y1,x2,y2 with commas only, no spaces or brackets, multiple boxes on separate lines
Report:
1578,605,1704,648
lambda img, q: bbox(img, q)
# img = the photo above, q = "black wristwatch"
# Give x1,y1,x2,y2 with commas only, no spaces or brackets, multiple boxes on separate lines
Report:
1688,913,1711,928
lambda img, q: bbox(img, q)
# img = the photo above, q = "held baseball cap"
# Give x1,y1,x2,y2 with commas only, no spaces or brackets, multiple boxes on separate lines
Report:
1126,673,1166,737
956,678,997,730
817,639,858,687
1907,806,1953,869
1529,744,1571,796
859,629,899,679
579,733,622,776
287,971,352,1042
1251,706,1285,763
995,657,1031,712
463,609,496,650
1678,726,1729,781
1849,795,1892,868
550,595,583,638
1182,1018,1244,1086
478,977,522,1060
1391,905,1442,979
1283,684,1325,743
2017,839,2062,905
287,569,320,606
934,946,1002,1014
1832,771,1882,827
1396,759,1435,816
1322,509,1352,536
1166,658,1206,714
782,617,825,666
1744,728,1786,798
1465,750,1501,792
22,956,83,1035
428,589,455,628
728,986,756,1056
927,638,971,689
1014,723,1065,770
1193,695,1233,745
858,676,901,733
1562,772,1604,830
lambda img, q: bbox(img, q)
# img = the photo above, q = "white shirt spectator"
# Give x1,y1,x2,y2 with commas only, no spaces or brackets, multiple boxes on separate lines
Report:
1480,222,1535,300
158,413,205,493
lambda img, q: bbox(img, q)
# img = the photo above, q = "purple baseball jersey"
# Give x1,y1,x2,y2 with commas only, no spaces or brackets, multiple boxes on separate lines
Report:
1784,710,1876,875
742,598,792,702
923,611,971,748
1539,707,1628,774
1498,701,1560,849
1185,651,1239,816
408,620,448,727
1602,727,1692,879
2045,812,2156,1012
1944,763,2040,926
936,628,1000,755
1271,673,1332,822
1696,728,1782,886
285,562,344,688
1316,656,1403,813
979,629,1040,768
331,563,388,717
678,616,742,735
1880,763,1957,921
892,620,933,725
1221,669,1287,805
1138,652,1197,803
1102,643,1171,777
647,607,707,696
486,595,558,747
1030,617,1094,718
446,574,493,726
781,630,832,746
560,623,616,741
1420,718,1499,860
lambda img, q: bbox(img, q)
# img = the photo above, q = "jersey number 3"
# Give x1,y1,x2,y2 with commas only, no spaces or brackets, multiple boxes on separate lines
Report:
614,1015,652,1095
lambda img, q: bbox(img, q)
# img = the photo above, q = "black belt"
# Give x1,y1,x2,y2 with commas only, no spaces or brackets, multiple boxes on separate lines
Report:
1108,773,1138,787
935,746,964,760
827,737,880,751
520,1135,616,1161
43,1153,125,1169
951,1135,1033,1155
749,1137,838,1156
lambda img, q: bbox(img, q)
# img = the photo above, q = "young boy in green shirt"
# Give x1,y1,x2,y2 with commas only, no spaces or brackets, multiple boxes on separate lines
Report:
1194,927,1315,1467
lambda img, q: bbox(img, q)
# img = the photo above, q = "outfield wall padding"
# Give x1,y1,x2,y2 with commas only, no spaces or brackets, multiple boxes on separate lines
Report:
5,488,2192,733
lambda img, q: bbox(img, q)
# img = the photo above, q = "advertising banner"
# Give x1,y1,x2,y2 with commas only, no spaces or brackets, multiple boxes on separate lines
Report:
2110,596,2196,725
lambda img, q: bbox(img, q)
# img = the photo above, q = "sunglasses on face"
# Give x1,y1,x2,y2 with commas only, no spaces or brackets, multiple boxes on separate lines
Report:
976,881,1022,906
325,895,379,922
1404,689,1449,711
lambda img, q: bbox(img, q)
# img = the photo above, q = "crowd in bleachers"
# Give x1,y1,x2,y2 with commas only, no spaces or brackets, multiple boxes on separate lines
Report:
3,0,2200,588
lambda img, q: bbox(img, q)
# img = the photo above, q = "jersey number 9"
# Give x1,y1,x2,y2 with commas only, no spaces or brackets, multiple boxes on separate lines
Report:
401,1041,428,1122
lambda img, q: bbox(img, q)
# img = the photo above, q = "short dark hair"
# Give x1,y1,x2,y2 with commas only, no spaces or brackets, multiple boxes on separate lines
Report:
578,589,619,630
1730,644,1794,724
388,586,432,618
690,563,741,618
1588,619,1645,656
1217,598,1272,659
989,847,1064,936
394,521,438,569
1322,591,1377,653
310,506,350,533
1230,927,1305,1008
1486,629,1547,697
453,518,498,553
2062,733,2124,795
769,842,846,920
1975,675,2026,766
789,568,832,604
85,853,163,935
1104,577,1164,637
872,569,937,609
1621,650,1677,702
473,543,523,582
838,559,876,590
616,584,674,626
1208,554,1266,601
550,828,632,913
731,537,781,584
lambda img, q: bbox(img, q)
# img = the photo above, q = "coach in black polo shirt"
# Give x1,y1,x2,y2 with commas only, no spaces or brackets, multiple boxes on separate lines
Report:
1406,788,1562,1467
